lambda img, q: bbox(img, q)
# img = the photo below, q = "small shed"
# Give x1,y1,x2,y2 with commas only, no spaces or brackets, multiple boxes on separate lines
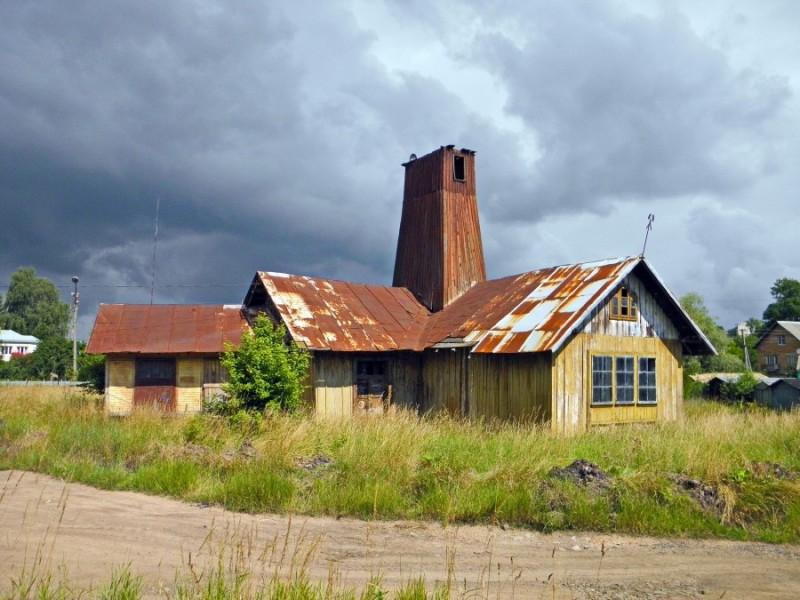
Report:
86,304,248,415
754,378,800,410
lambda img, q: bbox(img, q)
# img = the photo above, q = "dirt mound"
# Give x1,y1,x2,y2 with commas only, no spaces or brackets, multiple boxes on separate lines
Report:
550,460,611,488
670,475,722,513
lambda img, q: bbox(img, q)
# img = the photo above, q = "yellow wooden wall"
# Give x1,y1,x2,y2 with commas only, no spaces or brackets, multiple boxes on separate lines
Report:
552,333,683,434
312,352,422,417
468,353,552,422
105,358,134,415
176,357,204,414
421,349,465,415
312,353,354,417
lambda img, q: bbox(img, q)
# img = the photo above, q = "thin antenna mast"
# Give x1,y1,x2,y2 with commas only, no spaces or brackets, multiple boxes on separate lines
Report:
150,197,160,305
641,213,655,257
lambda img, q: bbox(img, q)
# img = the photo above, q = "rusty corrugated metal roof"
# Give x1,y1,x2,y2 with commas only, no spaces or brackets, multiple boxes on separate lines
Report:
86,304,248,355
250,256,715,356
463,257,641,353
255,272,430,352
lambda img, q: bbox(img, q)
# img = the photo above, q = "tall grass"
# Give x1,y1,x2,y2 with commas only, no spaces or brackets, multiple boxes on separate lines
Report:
1,386,799,542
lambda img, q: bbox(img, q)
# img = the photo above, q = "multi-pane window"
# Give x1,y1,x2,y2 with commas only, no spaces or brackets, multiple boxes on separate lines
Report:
592,355,657,406
592,356,613,404
638,357,657,403
777,335,786,346
616,356,634,404
610,287,638,321
767,355,778,368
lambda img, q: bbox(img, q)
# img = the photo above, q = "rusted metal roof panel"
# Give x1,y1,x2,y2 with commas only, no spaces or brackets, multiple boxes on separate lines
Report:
252,256,715,356
86,304,248,355
469,257,640,353
256,272,430,352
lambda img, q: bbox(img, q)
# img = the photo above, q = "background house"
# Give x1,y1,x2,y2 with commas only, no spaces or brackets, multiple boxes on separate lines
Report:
244,146,715,432
755,321,800,376
86,304,248,415
0,329,39,361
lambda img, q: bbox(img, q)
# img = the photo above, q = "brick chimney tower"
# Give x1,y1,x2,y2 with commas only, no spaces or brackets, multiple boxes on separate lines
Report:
393,145,487,312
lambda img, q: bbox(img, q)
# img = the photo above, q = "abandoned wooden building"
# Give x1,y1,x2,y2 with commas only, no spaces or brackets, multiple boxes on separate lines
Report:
241,145,715,432
86,304,248,415
87,145,714,430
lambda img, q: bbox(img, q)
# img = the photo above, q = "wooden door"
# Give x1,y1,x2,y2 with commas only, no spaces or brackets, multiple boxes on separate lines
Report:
134,358,176,411
354,359,389,415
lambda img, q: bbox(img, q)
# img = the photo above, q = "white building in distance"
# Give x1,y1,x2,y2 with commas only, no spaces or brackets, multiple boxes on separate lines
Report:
0,330,40,362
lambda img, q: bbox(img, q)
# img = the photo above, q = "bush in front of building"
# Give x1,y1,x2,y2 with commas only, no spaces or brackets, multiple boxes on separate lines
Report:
219,314,310,414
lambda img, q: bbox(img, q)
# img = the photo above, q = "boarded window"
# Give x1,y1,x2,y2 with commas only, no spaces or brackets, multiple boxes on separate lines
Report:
592,356,613,405
203,358,229,384
638,357,657,403
610,287,638,321
134,358,176,386
616,356,634,404
453,155,466,181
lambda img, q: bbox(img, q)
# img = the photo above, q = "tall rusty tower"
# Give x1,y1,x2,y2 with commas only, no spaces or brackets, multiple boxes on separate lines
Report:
393,145,487,312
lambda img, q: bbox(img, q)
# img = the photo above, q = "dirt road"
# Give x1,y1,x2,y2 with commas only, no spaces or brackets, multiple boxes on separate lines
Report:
1,471,798,599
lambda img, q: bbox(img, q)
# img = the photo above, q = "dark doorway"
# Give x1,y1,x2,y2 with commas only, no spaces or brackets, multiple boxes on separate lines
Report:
355,359,389,414
134,358,176,411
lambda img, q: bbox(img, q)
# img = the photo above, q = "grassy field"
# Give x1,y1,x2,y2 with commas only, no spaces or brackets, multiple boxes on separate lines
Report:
1,386,799,544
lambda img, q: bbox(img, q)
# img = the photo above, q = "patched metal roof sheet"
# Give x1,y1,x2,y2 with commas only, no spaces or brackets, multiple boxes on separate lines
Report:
251,256,715,356
255,272,430,352
86,304,248,354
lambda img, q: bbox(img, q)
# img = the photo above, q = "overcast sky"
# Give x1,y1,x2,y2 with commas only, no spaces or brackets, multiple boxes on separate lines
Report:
1,0,798,338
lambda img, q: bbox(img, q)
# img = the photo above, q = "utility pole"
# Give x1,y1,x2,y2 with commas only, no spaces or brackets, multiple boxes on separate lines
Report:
71,276,80,379
737,322,752,371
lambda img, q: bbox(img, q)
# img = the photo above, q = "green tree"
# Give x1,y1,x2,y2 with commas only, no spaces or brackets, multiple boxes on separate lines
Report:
27,336,73,379
0,267,70,339
78,352,105,391
680,293,745,373
763,278,800,322
219,315,310,413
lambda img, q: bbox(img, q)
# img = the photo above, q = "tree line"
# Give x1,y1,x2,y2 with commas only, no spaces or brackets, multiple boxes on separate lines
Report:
0,267,103,386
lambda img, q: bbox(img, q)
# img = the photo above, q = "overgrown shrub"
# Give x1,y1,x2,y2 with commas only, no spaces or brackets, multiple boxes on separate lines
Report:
219,315,310,414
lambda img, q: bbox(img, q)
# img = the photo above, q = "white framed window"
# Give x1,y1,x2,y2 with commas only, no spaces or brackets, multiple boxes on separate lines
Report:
778,335,786,346
638,357,657,403
767,355,778,368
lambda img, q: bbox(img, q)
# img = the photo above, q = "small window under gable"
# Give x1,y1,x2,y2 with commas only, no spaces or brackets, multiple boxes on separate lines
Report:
453,155,466,181
610,286,638,322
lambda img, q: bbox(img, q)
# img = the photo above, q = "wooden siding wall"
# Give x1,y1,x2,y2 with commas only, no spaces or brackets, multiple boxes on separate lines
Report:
313,354,353,417
468,353,552,421
421,349,466,415
552,334,683,434
583,273,680,339
176,358,203,414
104,355,207,415
106,358,134,415
312,352,421,417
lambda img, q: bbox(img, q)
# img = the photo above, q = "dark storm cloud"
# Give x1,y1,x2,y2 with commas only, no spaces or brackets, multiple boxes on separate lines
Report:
0,0,796,336
468,1,790,221
0,0,492,338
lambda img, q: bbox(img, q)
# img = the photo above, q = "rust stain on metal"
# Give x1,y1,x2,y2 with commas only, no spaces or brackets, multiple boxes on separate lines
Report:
86,304,248,355
256,272,429,352
250,257,652,355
